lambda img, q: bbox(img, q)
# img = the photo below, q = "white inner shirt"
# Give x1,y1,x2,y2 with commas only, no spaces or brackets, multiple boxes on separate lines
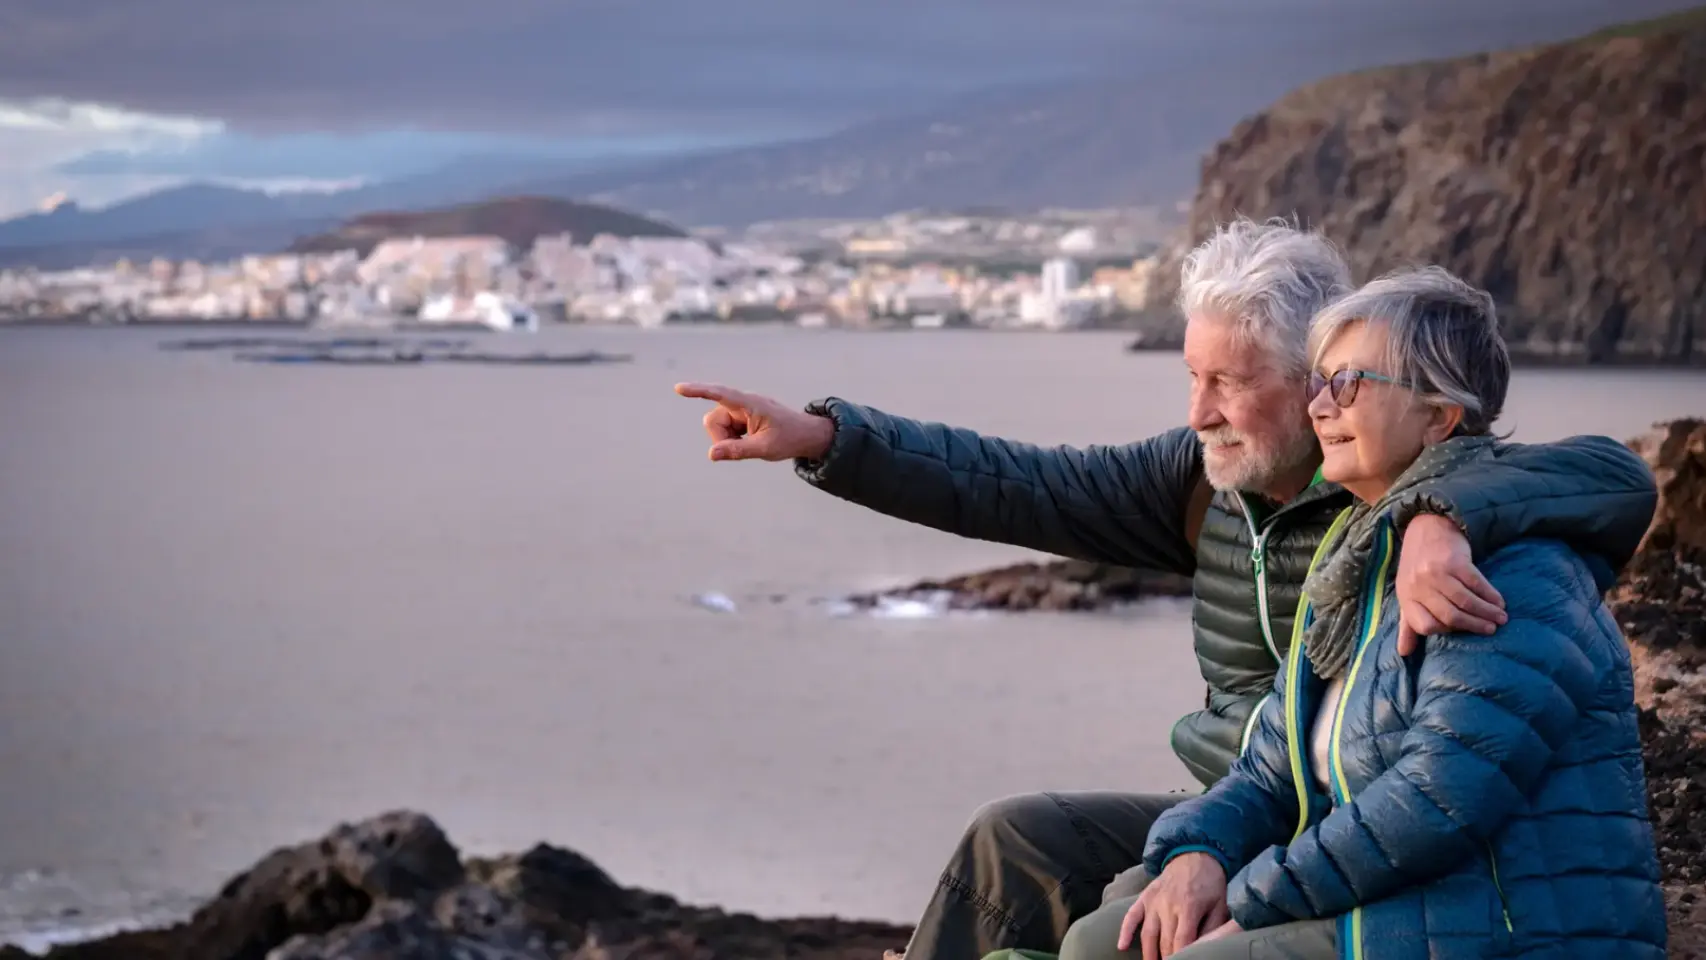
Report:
1310,676,1347,794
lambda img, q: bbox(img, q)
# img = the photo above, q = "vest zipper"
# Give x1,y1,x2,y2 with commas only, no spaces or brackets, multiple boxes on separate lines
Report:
1237,692,1271,756
1238,498,1281,664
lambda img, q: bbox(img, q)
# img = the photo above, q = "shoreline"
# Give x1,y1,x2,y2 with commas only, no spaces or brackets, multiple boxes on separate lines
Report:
5,319,1706,371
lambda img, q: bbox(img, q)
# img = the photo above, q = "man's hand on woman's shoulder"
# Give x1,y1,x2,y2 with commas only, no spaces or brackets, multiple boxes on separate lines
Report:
1395,514,1509,655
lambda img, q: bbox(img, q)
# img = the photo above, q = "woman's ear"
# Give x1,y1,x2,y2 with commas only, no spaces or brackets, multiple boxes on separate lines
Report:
1426,403,1465,443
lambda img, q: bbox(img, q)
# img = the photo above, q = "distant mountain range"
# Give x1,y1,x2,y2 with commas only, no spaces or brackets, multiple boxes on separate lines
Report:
288,196,685,258
0,76,1278,271
0,3,1689,270
0,154,605,269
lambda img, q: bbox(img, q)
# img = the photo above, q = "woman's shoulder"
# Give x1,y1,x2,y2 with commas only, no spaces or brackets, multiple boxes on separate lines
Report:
1480,536,1589,571
1476,538,1619,640
1418,538,1633,714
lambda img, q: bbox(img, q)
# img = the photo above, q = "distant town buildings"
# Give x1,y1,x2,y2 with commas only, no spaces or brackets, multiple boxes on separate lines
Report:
0,209,1169,332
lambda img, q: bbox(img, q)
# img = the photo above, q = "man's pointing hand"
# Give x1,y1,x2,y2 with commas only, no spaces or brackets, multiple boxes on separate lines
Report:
674,382,835,462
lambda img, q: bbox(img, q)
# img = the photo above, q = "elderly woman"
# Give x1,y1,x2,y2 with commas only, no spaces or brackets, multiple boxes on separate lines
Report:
1048,267,1666,960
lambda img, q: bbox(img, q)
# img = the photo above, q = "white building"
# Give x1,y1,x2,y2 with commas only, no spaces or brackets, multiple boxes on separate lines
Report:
1041,257,1079,301
418,291,538,331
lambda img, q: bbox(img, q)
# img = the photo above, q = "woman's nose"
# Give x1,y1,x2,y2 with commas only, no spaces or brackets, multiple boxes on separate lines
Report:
1307,383,1336,420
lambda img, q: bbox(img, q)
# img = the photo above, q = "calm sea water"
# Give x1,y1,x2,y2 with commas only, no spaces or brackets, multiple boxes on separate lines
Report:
0,325,1699,947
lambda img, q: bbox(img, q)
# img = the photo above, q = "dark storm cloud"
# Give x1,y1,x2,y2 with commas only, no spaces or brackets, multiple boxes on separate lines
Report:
0,0,1695,135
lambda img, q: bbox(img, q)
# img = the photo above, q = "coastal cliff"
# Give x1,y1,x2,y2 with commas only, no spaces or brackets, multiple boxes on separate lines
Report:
1137,10,1706,365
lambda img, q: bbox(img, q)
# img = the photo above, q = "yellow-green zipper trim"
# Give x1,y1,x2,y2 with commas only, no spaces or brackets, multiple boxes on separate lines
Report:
1283,632,1310,841
1329,524,1395,800
1487,844,1514,933
1330,522,1395,960
1284,507,1354,841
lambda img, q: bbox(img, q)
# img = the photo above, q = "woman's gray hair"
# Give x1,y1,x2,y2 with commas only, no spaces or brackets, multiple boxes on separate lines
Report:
1177,217,1353,378
1308,266,1510,437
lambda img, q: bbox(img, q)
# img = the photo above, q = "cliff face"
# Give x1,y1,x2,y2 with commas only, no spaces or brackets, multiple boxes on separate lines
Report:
1144,13,1706,364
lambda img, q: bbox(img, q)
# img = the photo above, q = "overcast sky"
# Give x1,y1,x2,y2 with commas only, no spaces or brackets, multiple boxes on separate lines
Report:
0,0,1695,218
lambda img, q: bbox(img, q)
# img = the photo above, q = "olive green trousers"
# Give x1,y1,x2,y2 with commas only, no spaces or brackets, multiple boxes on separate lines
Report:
894,789,1335,960
900,791,1185,960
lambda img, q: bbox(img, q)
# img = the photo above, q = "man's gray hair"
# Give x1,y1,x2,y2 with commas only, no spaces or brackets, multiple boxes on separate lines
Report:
1177,217,1353,377
1308,265,1510,437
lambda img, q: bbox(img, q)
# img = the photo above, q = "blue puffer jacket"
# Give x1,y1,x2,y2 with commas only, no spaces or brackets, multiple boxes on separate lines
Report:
1144,511,1666,960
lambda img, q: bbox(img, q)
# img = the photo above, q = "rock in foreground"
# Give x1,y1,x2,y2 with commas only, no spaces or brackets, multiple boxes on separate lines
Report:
846,559,1192,613
0,811,906,960
1613,418,1706,959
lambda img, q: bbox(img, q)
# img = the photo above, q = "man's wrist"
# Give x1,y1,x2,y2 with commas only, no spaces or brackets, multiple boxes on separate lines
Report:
802,413,835,462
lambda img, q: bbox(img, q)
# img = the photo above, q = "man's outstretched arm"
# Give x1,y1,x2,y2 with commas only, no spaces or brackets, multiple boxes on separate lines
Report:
674,382,1206,575
794,397,1207,574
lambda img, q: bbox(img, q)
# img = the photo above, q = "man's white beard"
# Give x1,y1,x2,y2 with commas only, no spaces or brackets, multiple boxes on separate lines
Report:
1199,423,1318,494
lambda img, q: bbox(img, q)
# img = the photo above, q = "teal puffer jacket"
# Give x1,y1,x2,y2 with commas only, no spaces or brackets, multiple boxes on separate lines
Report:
1145,513,1666,959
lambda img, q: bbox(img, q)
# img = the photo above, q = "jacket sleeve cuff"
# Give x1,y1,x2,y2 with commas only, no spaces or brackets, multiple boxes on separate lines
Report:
1144,828,1242,881
792,397,856,485
1162,845,1234,878
1385,490,1469,539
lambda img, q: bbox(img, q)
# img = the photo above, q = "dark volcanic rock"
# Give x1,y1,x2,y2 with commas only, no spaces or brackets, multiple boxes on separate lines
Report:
1140,12,1706,365
5,812,908,960
848,559,1193,613
1611,419,1706,957
1614,420,1706,715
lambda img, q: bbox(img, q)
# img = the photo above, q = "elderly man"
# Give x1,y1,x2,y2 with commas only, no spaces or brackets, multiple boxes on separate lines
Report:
673,218,1656,960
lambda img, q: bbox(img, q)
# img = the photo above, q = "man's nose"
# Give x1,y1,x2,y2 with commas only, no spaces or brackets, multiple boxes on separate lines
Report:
1187,390,1223,432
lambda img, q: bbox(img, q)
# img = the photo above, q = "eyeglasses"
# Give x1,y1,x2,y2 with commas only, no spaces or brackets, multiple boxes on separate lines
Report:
1308,368,1410,407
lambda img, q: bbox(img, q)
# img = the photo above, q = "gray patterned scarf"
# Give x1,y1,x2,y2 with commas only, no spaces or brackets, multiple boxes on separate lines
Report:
1302,434,1498,679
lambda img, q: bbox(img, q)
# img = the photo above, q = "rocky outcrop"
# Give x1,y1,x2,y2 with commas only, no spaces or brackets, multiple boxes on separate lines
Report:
0,811,907,960
1140,11,1706,365
1611,419,1706,959
846,559,1192,613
